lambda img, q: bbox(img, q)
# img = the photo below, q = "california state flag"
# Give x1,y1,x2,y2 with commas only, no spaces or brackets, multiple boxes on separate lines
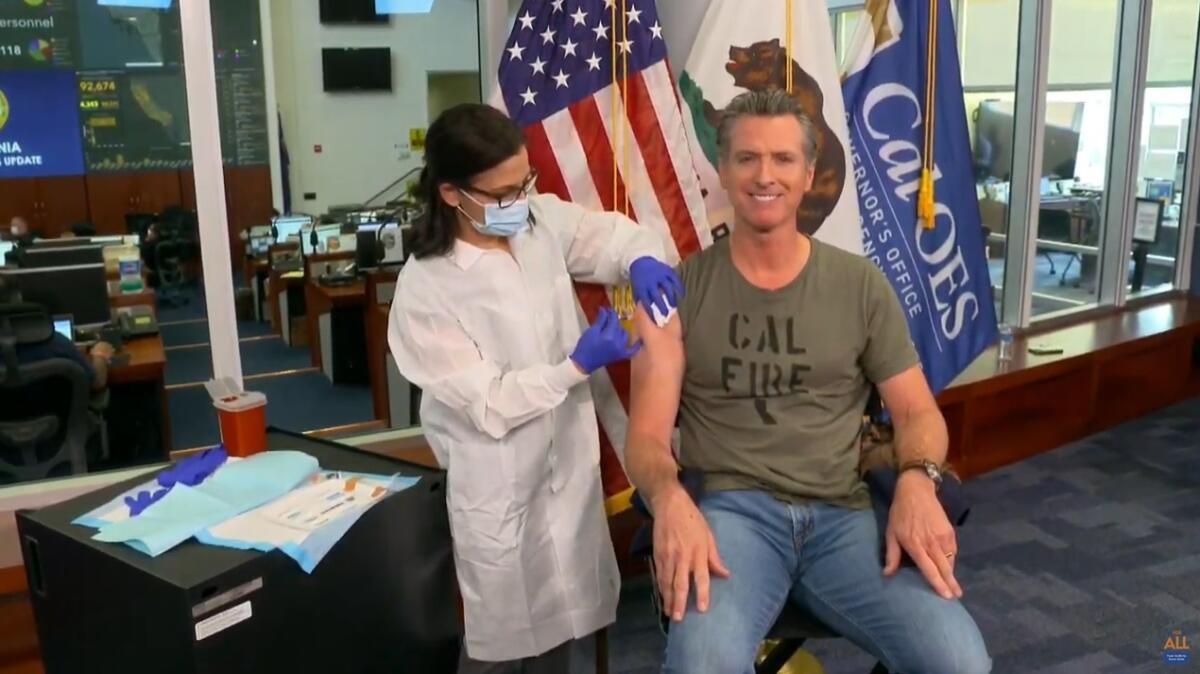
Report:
679,0,863,254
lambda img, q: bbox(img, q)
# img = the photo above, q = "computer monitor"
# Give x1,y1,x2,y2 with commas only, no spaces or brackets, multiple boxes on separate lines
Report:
250,235,272,256
356,223,384,269
52,315,74,341
302,224,345,255
0,241,15,266
974,100,1082,181
273,216,312,243
1144,179,1174,202
0,264,111,327
20,245,105,269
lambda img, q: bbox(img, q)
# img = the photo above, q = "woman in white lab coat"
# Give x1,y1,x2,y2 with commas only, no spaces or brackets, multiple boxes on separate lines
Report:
387,104,682,673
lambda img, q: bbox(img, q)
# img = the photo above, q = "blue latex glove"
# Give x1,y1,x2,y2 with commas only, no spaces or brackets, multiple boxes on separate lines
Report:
570,307,641,374
630,256,684,317
125,488,169,517
129,447,230,517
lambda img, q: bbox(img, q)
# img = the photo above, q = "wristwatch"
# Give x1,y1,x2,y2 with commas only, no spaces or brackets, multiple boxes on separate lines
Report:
899,459,944,488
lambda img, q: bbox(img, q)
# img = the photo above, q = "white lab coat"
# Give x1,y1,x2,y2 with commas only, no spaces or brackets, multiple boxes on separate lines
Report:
387,193,665,661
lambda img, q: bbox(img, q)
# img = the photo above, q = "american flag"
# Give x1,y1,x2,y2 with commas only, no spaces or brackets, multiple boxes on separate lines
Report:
497,0,711,512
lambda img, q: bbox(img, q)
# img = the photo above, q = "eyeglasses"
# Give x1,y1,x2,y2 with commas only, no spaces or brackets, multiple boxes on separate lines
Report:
461,170,539,209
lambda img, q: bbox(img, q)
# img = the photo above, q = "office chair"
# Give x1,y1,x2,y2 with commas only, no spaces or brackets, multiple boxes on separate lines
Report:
627,472,889,674
0,303,91,484
125,213,157,240
154,211,194,308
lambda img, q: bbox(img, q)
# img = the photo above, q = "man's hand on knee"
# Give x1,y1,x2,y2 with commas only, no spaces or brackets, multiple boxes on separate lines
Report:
651,486,730,622
884,471,963,600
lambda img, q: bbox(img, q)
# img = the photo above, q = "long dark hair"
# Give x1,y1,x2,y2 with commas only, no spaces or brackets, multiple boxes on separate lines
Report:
408,104,526,259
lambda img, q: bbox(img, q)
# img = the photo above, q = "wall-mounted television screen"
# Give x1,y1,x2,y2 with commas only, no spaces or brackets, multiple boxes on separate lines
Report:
319,0,388,24
322,48,392,92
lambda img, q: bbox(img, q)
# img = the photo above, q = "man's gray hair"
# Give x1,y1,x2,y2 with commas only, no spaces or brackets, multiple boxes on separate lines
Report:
716,90,817,166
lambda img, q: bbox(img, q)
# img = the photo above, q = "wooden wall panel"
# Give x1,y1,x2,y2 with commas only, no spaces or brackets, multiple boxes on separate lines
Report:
82,174,137,234
223,165,274,266
1189,331,1200,394
941,400,967,472
965,365,1095,476
178,169,196,212
84,172,185,234
0,593,38,672
0,180,38,230
34,177,89,238
135,171,183,216
1094,337,1190,430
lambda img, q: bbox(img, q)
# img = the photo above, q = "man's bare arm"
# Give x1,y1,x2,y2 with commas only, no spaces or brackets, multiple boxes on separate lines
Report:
877,365,948,467
626,304,729,621
626,305,685,506
876,364,960,599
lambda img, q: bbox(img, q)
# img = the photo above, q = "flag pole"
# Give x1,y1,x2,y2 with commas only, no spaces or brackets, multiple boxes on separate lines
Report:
919,0,939,229
785,0,794,93
611,0,619,213
621,0,631,217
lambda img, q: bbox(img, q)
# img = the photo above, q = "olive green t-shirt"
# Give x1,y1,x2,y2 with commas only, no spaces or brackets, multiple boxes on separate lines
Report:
676,236,919,508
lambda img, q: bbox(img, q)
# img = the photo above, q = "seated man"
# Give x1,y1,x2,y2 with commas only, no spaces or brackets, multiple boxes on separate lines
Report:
70,221,97,238
0,276,114,393
625,90,990,674
5,217,37,247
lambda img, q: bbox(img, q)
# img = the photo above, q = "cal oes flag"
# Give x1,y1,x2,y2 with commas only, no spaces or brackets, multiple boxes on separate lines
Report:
0,69,85,178
841,0,998,394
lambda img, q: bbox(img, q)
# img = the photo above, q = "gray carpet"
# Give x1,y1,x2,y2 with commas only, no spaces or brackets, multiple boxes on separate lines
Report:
578,395,1200,673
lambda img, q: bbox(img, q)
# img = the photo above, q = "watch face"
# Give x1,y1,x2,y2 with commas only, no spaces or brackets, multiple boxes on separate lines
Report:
925,463,942,482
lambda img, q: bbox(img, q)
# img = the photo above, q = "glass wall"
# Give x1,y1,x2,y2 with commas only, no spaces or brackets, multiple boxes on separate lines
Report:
1128,0,1200,299
262,0,481,437
831,8,865,67
829,0,1198,329
1026,0,1120,318
0,0,260,485
958,0,1021,320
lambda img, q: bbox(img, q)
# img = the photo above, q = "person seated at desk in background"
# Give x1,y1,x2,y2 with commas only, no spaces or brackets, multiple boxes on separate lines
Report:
60,222,98,239
0,276,115,394
4,217,37,247
139,222,161,287
624,91,990,674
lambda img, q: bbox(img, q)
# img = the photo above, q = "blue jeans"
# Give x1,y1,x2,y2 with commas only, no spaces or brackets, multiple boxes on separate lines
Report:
662,490,991,674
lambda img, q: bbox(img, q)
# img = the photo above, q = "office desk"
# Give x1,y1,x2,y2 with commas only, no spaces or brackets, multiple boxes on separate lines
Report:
363,268,416,428
242,257,270,321
105,333,172,464
304,280,368,384
367,303,390,422
267,269,306,345
108,289,157,316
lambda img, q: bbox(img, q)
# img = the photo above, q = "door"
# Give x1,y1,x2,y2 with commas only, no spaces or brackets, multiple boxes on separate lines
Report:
35,176,90,237
134,171,183,215
85,174,140,234
0,178,40,232
85,171,184,234
224,165,274,265
179,169,197,211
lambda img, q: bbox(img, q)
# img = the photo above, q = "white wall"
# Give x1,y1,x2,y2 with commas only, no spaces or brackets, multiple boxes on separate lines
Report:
268,0,480,215
660,0,711,67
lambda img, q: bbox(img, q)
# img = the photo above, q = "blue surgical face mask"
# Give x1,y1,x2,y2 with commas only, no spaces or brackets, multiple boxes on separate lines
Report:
458,190,530,238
